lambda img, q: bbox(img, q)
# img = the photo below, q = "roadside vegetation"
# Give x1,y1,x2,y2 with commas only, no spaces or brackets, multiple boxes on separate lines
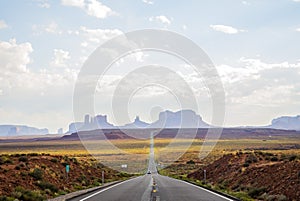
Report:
0,137,299,200
160,151,300,201
0,153,133,200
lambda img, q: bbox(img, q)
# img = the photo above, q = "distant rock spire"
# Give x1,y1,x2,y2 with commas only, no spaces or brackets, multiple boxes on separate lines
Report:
84,114,90,125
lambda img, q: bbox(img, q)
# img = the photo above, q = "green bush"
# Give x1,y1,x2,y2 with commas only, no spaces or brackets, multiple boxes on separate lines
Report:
270,156,278,161
19,156,28,162
117,172,131,178
27,153,39,156
61,162,69,167
36,181,58,193
0,196,15,201
76,175,87,183
58,190,67,195
248,187,266,198
13,187,45,201
245,154,258,163
278,195,287,201
50,158,58,163
29,168,43,180
15,165,21,170
263,194,287,201
0,156,12,165
71,157,78,164
186,160,195,164
289,155,297,161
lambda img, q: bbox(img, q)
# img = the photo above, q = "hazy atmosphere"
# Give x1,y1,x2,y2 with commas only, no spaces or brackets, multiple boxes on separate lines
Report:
1,0,300,132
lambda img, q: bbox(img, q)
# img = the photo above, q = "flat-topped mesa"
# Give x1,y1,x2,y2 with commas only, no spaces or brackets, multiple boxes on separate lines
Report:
0,125,49,136
151,109,209,128
269,115,300,130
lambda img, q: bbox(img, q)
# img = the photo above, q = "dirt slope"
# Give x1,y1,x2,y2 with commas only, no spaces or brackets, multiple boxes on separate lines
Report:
0,154,131,200
188,152,300,200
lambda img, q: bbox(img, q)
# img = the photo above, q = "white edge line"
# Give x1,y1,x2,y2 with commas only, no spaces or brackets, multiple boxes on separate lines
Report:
163,175,234,201
79,176,141,201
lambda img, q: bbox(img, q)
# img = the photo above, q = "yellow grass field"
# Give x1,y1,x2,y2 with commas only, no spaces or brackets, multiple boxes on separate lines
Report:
1,138,299,169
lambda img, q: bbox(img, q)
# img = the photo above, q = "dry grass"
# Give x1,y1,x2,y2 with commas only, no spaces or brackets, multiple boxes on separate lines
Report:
0,137,299,171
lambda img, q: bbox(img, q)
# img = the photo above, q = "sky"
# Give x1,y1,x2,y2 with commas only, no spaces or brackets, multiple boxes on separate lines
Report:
1,0,300,133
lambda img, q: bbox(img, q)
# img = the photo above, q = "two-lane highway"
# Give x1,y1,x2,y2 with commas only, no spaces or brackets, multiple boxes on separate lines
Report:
70,132,234,201
71,174,233,201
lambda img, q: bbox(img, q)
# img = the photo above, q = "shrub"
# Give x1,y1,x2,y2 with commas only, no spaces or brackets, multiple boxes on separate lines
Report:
270,156,278,161
0,156,12,165
21,172,27,177
243,162,250,167
265,152,274,156
19,156,28,162
27,153,39,156
117,172,130,178
13,187,45,201
61,162,69,167
15,165,21,170
0,196,15,201
277,195,287,201
264,194,287,201
21,190,45,201
29,168,43,180
36,181,58,193
50,158,58,163
245,154,258,163
289,155,297,161
186,160,195,164
71,157,78,164
58,190,67,195
248,187,266,198
76,175,87,183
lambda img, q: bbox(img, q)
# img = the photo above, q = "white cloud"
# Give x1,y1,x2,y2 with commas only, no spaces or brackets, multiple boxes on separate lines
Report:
215,58,300,112
79,26,123,50
32,22,62,35
242,1,250,5
45,22,62,34
182,25,187,30
296,28,300,32
0,20,8,29
210,24,245,34
51,49,71,67
217,58,300,84
61,0,85,7
61,0,117,19
142,0,153,5
0,39,77,89
0,38,32,73
0,39,78,132
149,15,171,25
80,26,123,41
37,0,50,8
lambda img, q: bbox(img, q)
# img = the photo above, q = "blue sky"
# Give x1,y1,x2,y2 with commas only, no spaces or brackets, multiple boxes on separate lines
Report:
1,0,300,132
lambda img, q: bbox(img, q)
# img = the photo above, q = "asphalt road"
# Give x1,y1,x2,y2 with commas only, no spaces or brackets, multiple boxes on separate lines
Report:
70,132,234,201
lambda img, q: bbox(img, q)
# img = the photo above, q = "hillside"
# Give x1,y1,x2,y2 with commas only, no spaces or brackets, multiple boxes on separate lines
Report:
188,152,300,200
0,154,132,200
